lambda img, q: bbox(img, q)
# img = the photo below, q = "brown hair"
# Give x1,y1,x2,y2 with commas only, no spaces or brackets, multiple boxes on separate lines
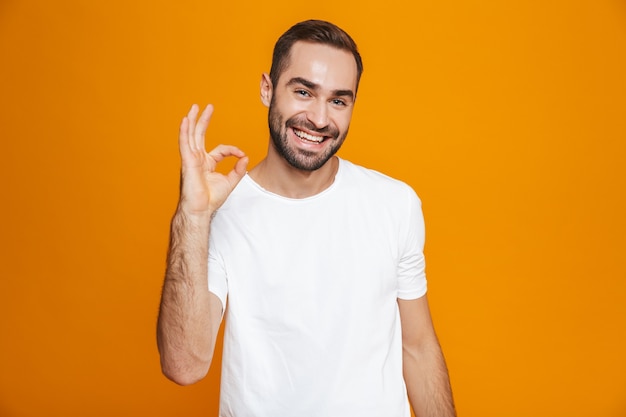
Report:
269,20,364,93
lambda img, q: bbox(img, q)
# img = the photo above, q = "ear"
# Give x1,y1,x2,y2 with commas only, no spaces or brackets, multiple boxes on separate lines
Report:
260,73,272,107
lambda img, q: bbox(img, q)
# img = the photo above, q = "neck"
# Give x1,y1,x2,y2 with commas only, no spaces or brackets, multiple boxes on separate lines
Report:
248,153,339,199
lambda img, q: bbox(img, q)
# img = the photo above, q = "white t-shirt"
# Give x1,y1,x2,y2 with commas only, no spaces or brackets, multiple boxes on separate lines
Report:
208,158,427,417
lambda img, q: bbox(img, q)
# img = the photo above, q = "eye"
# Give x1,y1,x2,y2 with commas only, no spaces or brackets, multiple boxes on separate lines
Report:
332,98,347,107
295,89,311,97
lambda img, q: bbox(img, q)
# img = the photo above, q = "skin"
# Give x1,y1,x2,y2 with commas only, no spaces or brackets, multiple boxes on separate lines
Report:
156,104,248,385
157,41,455,416
251,42,357,198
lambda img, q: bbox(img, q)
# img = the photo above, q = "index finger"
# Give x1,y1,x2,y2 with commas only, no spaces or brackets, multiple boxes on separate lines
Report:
207,144,246,164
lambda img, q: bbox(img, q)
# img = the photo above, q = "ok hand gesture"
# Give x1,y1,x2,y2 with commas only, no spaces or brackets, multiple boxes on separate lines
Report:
177,104,249,217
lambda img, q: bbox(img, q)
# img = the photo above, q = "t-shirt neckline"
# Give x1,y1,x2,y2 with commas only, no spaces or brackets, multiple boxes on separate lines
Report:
244,157,344,202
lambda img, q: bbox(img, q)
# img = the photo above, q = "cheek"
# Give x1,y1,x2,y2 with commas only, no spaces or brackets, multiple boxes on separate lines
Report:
273,102,304,123
274,91,304,109
335,111,353,131
289,99,312,114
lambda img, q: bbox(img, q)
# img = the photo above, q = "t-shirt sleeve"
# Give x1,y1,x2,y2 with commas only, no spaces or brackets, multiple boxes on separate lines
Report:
396,186,428,300
208,237,228,310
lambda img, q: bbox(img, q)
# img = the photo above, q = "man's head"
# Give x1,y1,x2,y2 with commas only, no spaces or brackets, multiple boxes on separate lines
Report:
269,20,363,95
262,20,363,171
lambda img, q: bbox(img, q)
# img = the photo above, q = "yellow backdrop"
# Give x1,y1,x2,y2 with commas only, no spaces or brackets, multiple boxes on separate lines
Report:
1,1,625,416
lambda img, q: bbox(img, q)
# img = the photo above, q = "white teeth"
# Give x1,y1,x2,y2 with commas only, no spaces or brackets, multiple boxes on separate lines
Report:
294,129,324,143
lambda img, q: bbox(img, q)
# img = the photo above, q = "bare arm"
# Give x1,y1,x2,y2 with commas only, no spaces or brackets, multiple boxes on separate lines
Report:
157,104,248,385
398,296,456,417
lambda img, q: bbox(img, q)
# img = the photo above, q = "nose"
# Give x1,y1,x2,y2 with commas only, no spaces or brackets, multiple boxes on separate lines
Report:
306,100,329,129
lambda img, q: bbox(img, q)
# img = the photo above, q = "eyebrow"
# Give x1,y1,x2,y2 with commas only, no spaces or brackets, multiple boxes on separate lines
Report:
286,77,355,100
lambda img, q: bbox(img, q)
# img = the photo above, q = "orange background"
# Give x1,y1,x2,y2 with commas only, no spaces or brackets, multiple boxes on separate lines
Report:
1,1,625,416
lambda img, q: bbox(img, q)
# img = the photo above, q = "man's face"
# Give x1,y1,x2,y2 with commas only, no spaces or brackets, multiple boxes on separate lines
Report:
265,41,358,171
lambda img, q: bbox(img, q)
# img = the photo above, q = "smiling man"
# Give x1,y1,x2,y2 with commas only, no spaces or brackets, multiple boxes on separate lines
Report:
157,20,456,417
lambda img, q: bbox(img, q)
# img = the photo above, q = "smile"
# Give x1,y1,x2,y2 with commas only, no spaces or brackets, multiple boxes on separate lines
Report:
293,128,326,143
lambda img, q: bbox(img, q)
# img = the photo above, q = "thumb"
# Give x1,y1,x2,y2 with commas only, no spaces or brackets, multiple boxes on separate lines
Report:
226,156,249,186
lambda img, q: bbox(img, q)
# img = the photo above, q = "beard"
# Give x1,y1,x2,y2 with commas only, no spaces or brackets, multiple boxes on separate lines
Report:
268,101,348,171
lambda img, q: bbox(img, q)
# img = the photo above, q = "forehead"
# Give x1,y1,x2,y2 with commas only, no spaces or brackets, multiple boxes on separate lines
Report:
279,41,358,92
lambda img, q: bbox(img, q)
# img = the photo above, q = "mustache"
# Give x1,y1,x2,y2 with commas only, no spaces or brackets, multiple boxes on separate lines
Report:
285,116,338,137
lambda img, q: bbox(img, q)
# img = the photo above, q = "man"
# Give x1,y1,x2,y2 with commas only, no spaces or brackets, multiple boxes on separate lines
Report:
157,20,456,417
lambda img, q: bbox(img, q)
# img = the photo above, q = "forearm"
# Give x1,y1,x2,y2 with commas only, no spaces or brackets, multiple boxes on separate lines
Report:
157,209,221,385
403,338,456,417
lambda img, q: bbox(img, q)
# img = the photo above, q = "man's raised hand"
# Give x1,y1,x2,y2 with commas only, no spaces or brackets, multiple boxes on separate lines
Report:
177,104,248,217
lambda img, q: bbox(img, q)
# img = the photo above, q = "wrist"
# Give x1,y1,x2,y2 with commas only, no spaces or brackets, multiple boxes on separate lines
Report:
174,205,214,228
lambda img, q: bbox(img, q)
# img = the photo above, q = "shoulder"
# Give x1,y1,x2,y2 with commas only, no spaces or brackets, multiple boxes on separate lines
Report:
338,158,421,203
217,174,257,208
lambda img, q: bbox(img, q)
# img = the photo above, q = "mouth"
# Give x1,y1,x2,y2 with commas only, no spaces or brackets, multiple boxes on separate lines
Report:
292,128,328,144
